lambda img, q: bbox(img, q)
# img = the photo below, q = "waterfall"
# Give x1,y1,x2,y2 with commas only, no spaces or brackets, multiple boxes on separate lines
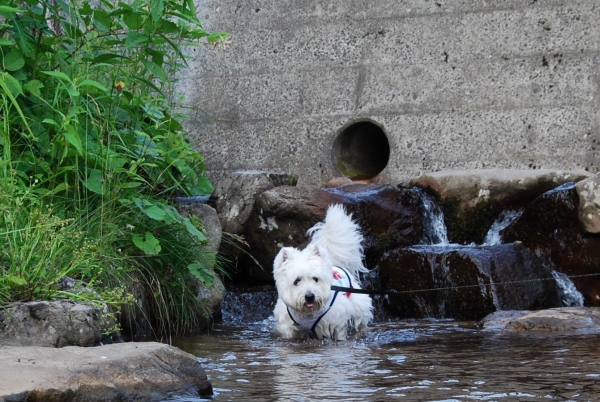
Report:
483,210,523,246
552,271,584,307
418,190,449,246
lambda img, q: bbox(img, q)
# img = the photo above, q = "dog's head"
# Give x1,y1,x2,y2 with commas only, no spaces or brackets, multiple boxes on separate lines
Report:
273,245,333,315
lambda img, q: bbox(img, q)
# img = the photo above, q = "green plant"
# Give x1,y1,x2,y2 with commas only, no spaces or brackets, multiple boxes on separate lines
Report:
0,0,228,336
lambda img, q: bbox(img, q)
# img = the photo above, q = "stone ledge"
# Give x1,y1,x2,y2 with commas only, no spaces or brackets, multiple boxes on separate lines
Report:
0,342,211,401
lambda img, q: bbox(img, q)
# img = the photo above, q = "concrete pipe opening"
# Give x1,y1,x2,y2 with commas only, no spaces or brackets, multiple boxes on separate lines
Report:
332,120,390,180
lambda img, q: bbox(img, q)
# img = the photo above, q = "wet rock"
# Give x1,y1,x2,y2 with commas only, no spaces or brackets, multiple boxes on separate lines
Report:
0,301,102,348
239,183,424,285
481,307,600,332
212,170,296,235
576,172,600,233
501,183,600,306
410,169,591,209
377,243,561,320
0,342,212,401
410,169,591,244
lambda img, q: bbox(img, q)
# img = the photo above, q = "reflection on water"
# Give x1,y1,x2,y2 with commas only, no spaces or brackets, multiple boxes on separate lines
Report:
167,319,600,401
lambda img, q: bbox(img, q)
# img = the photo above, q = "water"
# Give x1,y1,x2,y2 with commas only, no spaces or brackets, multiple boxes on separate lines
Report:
552,271,585,307
482,210,523,246
167,319,600,401
419,190,449,246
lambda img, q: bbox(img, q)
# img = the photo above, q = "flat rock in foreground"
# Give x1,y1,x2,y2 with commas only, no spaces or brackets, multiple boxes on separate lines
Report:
0,342,211,402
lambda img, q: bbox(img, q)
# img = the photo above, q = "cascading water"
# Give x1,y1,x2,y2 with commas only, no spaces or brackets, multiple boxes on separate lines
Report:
483,209,523,245
404,191,585,317
552,271,584,307
418,189,449,246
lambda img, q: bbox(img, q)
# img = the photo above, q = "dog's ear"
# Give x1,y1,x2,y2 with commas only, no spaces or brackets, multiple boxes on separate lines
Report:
309,245,322,257
274,247,294,272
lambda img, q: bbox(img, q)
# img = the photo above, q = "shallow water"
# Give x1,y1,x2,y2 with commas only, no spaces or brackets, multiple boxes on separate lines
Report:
164,319,600,402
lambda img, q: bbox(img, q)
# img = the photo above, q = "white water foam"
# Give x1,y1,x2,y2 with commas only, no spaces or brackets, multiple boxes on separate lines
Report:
552,270,584,307
483,210,523,246
418,190,449,246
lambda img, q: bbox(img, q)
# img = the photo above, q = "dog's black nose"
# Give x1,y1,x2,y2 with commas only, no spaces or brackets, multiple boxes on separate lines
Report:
305,292,315,303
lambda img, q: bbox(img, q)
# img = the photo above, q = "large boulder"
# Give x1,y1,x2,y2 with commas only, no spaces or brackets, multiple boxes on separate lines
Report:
239,183,424,285
0,342,212,401
410,169,591,244
377,242,561,320
211,170,295,235
501,182,600,306
0,301,102,348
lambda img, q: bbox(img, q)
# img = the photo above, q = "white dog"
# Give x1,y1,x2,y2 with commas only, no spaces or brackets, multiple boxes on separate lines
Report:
272,204,373,340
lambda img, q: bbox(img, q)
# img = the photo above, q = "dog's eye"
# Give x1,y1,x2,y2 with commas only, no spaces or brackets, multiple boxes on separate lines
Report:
293,278,300,286
312,277,319,283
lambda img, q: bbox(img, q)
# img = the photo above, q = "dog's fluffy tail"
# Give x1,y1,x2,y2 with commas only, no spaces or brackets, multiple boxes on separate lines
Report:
307,204,368,277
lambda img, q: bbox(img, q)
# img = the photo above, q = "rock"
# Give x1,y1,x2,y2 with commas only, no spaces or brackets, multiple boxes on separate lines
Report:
575,172,600,233
410,169,592,243
501,182,600,306
177,201,222,255
377,242,561,320
239,183,424,285
325,176,353,188
410,169,591,208
0,342,212,401
0,301,102,348
177,201,226,327
212,170,296,235
481,307,600,332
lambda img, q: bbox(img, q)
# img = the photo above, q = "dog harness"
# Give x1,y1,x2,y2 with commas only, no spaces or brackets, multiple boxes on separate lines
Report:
287,266,354,333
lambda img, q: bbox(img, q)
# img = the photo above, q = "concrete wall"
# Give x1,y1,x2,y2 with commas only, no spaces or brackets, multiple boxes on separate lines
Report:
179,0,600,188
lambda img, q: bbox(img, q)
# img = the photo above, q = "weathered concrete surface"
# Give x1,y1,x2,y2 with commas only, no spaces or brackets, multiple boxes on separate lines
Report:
0,342,212,401
181,1,600,188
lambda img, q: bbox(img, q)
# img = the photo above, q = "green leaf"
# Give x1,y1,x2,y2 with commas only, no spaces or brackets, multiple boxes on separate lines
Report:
77,79,109,93
132,232,161,255
64,124,83,155
0,6,23,16
183,217,206,242
133,197,167,221
150,0,165,22
3,52,25,71
142,60,166,81
83,169,105,195
41,71,73,83
6,275,27,286
125,31,149,48
123,10,145,29
0,38,13,46
23,79,44,97
2,73,23,97
187,262,213,286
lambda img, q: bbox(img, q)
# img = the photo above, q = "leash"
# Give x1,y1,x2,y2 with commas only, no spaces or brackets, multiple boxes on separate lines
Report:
332,272,600,296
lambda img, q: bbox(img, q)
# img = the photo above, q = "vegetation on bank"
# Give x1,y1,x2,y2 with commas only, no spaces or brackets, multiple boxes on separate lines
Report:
0,0,227,336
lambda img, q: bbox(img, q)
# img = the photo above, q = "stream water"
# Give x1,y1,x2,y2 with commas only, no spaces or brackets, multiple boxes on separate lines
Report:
163,193,597,401
166,318,600,402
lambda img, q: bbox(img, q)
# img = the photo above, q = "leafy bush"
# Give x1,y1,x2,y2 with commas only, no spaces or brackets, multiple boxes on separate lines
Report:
0,0,227,336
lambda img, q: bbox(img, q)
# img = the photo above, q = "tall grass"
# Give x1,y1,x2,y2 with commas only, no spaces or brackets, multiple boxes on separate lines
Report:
0,0,228,336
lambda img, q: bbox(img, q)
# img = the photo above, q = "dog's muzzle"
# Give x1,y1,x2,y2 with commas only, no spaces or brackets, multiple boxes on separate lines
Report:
304,292,316,308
